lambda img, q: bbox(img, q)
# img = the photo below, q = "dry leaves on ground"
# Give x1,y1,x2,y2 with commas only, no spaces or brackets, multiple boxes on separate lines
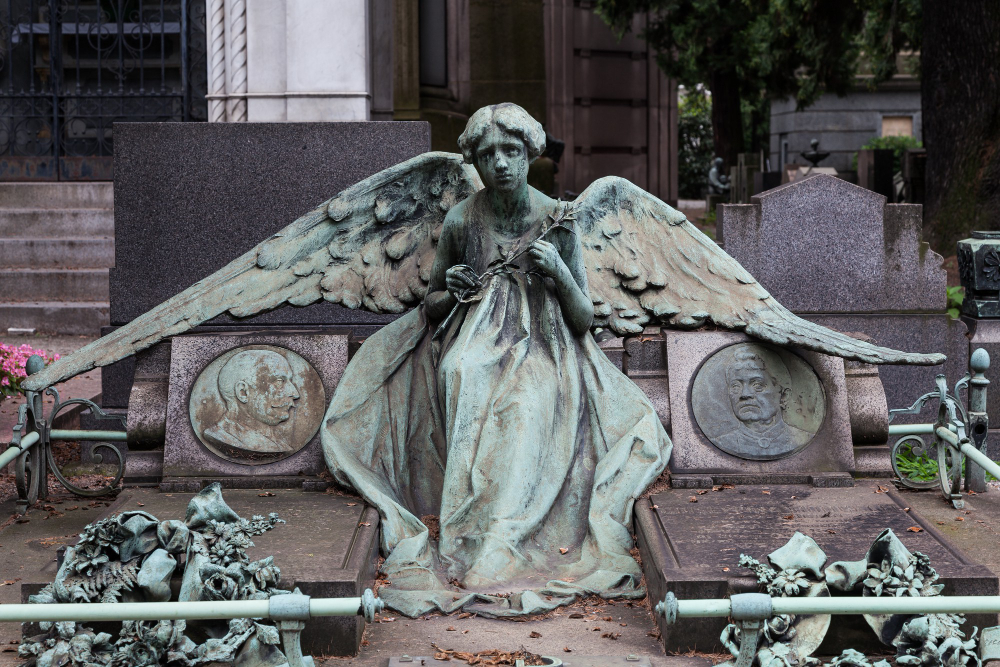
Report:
430,644,545,666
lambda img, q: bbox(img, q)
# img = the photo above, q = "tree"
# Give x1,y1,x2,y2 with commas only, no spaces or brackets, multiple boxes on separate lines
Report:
595,0,910,169
921,0,1000,252
677,86,715,198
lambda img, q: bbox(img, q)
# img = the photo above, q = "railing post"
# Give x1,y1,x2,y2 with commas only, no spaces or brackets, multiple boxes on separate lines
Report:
967,348,991,492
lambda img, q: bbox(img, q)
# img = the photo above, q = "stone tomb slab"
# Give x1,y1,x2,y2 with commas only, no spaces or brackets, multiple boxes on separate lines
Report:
666,331,855,485
163,332,348,487
19,489,379,658
634,482,998,653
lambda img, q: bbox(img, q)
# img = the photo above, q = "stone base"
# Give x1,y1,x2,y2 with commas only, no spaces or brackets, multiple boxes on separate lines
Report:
158,475,330,492
21,490,379,657
635,481,999,654
671,472,854,488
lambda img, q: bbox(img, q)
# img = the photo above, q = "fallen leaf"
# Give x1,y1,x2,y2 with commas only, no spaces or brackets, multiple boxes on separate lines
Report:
650,504,659,509
761,490,771,495
462,630,469,634
696,489,709,495
559,547,568,554
956,517,965,522
569,613,584,619
447,626,457,632
601,632,621,640
359,521,372,527
434,653,451,661
619,622,627,627
258,492,275,497
529,631,542,638
903,507,911,512
688,496,698,503
136,502,145,507
592,627,601,631
722,567,730,572
782,514,794,520
563,648,572,653
937,521,945,525
347,502,358,506
603,616,612,622
907,526,923,533
875,485,889,494
969,490,978,496
458,612,474,619
827,529,837,534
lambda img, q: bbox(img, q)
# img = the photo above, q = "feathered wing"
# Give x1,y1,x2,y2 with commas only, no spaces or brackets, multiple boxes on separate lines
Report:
23,152,483,391
572,177,945,365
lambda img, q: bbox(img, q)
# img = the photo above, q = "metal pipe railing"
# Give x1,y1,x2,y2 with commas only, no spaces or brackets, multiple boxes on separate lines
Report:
657,591,1000,621
937,425,1000,482
0,430,40,469
0,593,380,623
888,423,957,436
48,429,127,442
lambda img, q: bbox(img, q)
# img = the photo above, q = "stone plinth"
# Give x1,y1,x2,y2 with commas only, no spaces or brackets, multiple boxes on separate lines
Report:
666,331,855,485
162,332,348,486
635,482,999,654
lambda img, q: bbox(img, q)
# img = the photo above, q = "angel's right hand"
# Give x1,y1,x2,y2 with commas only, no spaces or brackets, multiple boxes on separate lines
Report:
446,265,481,297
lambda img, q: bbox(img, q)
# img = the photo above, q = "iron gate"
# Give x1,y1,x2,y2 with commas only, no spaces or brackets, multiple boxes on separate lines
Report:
0,0,206,180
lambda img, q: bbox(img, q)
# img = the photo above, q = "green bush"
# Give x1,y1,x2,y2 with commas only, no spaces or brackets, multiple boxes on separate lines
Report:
853,135,923,175
946,286,965,319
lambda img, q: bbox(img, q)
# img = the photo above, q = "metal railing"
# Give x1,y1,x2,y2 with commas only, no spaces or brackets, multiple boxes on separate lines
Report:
1,590,384,667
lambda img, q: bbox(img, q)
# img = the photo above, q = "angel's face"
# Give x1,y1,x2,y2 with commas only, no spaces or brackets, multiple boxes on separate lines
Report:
474,126,529,193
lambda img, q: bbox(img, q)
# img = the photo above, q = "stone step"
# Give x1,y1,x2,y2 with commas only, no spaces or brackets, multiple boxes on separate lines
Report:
0,238,115,269
0,301,109,335
0,182,113,209
0,208,114,237
0,268,109,301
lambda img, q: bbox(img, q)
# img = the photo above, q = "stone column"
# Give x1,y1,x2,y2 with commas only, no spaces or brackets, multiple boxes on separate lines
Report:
212,0,390,122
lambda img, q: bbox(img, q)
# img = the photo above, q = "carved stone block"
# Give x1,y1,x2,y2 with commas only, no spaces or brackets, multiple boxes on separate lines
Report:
163,332,348,484
666,331,855,484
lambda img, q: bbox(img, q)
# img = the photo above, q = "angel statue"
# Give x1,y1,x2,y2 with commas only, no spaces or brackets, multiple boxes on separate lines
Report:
23,103,943,618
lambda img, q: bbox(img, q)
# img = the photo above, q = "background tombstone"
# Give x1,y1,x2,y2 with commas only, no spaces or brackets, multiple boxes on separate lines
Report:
718,174,967,471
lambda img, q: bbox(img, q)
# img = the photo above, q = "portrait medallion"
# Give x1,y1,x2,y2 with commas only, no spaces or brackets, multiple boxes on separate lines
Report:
691,342,825,461
189,345,325,464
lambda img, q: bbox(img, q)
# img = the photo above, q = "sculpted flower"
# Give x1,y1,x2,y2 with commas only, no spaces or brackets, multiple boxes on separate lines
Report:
863,559,898,597
203,570,239,600
769,569,809,597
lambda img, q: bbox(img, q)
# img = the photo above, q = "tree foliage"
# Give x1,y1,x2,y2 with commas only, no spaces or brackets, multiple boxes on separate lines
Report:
678,87,714,198
595,0,921,165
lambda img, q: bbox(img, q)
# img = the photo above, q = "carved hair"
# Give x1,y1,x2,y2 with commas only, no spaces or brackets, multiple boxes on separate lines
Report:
217,349,289,412
457,103,546,164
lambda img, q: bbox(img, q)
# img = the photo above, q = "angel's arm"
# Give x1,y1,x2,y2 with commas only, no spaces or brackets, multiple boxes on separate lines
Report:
530,227,594,336
425,211,463,322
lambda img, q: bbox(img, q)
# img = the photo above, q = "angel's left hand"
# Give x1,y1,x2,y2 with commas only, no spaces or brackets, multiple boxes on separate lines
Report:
528,240,566,278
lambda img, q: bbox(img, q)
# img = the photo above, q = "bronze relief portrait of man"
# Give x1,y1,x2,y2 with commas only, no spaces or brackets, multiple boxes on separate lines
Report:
692,343,826,461
189,345,325,464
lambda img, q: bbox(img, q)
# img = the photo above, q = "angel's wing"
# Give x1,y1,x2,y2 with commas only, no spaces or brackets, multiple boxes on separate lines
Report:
572,177,945,365
23,152,483,391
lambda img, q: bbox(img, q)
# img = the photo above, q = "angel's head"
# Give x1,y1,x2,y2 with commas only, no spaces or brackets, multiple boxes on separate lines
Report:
458,103,545,193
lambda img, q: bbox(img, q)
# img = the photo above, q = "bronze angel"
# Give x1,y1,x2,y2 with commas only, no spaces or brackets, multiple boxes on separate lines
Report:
24,103,942,618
